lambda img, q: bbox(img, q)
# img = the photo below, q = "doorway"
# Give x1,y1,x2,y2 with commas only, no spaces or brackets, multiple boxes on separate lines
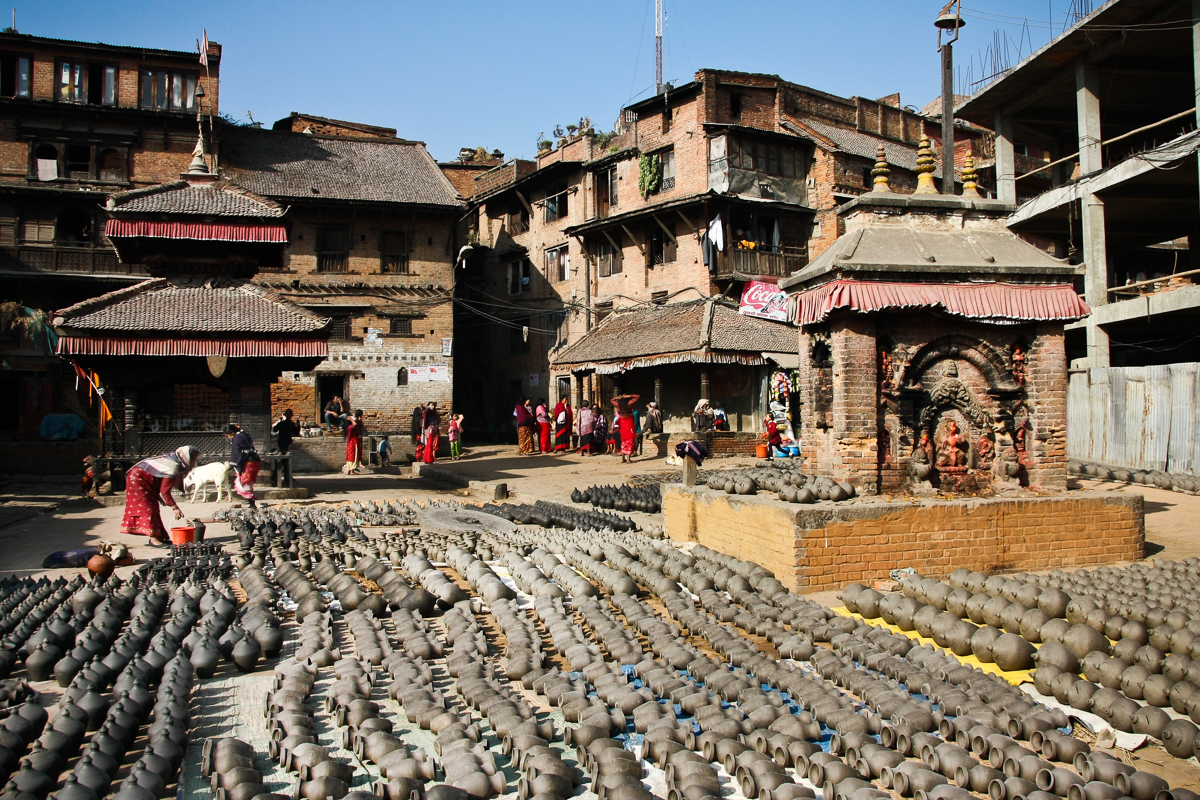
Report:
317,375,347,420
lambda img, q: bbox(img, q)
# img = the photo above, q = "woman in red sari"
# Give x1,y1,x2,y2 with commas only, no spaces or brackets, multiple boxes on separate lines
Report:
553,399,573,452
610,394,641,464
343,410,364,474
422,402,441,464
120,446,199,545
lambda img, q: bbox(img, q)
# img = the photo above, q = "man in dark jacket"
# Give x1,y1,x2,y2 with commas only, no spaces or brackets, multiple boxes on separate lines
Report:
271,408,301,486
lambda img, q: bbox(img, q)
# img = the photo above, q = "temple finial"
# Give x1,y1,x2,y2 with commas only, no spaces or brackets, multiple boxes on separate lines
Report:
961,153,980,198
186,135,209,174
870,143,891,192
914,135,938,194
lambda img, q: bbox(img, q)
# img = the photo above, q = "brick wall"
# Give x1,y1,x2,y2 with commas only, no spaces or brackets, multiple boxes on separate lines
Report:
664,486,1146,593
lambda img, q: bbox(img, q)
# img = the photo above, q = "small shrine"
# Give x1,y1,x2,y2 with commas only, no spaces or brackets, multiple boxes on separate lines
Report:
780,143,1090,495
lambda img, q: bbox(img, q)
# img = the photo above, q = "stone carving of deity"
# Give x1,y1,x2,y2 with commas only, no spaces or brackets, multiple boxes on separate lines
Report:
936,420,968,469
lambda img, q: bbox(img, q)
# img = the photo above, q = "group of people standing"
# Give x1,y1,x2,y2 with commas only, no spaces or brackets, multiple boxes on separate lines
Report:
410,402,464,464
515,395,663,463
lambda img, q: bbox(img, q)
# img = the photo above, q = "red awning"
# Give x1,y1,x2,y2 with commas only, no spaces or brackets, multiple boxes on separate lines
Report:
57,336,326,358
105,219,287,243
791,280,1090,325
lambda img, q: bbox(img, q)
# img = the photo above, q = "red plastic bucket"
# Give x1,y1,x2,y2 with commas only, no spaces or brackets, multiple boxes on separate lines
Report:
169,526,195,545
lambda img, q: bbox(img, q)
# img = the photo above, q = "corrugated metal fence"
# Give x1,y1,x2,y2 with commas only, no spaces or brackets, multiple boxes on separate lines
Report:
1067,362,1200,473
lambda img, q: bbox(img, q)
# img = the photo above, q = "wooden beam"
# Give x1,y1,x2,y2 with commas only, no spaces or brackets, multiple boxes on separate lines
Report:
515,190,533,216
601,229,621,252
675,208,695,232
653,215,677,244
621,224,645,255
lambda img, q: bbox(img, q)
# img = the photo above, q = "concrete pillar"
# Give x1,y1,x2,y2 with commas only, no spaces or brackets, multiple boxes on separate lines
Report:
1077,61,1110,368
994,112,1017,205
1193,0,1200,220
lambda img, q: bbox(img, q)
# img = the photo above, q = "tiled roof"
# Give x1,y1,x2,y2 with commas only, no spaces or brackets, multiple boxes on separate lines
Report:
107,180,285,217
552,298,794,366
785,117,945,179
220,127,463,207
55,276,329,335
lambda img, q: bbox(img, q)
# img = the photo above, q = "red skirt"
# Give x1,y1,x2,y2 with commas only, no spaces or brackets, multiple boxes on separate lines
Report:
120,467,169,540
346,435,362,463
538,422,551,453
423,426,440,463
618,416,636,455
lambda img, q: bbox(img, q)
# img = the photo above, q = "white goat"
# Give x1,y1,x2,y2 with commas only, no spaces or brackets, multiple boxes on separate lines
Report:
183,461,235,503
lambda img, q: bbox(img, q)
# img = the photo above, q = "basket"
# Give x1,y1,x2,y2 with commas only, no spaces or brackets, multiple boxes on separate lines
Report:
169,526,195,545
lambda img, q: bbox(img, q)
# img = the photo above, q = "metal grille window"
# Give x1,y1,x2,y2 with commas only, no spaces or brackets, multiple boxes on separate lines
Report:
327,316,351,341
139,68,196,111
544,183,569,223
389,317,413,335
380,231,408,273
544,245,569,283
316,226,349,272
659,149,675,191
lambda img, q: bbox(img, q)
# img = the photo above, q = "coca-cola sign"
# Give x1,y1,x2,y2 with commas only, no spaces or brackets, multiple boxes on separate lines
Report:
739,280,789,322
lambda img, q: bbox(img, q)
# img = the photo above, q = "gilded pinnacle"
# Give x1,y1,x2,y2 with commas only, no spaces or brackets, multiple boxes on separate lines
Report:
961,153,980,197
871,143,891,192
914,135,938,194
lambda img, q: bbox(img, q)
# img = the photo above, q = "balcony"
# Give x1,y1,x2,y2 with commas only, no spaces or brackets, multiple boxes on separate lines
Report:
714,247,807,279
0,245,145,277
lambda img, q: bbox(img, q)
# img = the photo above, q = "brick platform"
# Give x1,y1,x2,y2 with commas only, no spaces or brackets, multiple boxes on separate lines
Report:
663,486,1145,593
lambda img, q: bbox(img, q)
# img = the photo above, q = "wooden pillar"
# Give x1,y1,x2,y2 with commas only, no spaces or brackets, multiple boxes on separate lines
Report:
700,370,710,400
654,376,662,407
123,388,140,456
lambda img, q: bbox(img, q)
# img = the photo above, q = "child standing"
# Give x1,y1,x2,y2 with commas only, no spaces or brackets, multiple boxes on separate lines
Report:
449,414,463,460
377,435,392,467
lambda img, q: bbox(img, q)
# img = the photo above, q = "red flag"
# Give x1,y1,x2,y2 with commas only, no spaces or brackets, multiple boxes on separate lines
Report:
200,30,209,67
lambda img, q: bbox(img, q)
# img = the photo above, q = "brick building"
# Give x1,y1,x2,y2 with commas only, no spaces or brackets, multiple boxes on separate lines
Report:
0,30,221,468
217,121,463,448
454,69,963,440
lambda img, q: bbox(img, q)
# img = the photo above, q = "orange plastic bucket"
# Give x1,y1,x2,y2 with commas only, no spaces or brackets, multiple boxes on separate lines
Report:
169,526,195,545
755,444,770,459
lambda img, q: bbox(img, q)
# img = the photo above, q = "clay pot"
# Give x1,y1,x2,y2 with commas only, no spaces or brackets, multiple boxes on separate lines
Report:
1132,706,1170,739
1159,719,1198,759
1060,624,1109,659
992,634,1036,671
231,636,261,674
87,554,116,580
1036,767,1083,797
1033,642,1079,674
1113,771,1168,800
971,627,1004,664
1065,782,1122,800
1037,589,1070,619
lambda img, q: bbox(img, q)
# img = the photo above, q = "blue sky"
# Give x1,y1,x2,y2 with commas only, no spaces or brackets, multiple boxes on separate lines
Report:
26,1,1086,161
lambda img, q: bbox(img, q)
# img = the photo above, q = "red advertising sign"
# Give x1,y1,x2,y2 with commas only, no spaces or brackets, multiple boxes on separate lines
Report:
739,280,790,322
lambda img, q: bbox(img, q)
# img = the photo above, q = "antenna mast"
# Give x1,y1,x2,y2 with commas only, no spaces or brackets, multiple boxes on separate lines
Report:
655,0,663,94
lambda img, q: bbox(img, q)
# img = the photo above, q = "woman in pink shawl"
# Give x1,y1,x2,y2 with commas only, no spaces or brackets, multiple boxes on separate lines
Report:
120,446,199,545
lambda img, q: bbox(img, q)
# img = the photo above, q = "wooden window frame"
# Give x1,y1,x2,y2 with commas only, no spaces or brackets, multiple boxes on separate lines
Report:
647,221,676,267
139,67,198,112
508,259,531,295
316,225,350,273
544,183,569,223
0,53,32,99
326,315,354,341
545,244,569,283
388,316,414,336
56,61,118,106
596,235,623,278
379,230,409,274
